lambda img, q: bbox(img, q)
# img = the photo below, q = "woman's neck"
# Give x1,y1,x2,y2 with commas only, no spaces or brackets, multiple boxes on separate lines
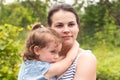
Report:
59,45,71,56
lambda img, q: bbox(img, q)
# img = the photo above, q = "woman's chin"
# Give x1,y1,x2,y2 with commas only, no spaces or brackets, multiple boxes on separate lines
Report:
63,40,73,47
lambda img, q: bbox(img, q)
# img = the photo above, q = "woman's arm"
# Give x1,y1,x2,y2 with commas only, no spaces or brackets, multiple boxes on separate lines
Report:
44,41,79,79
74,50,97,80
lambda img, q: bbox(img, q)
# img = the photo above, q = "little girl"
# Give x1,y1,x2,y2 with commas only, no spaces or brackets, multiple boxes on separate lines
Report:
18,23,79,80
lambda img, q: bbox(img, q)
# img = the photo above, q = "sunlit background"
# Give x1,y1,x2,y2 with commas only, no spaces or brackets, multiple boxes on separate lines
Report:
0,0,120,80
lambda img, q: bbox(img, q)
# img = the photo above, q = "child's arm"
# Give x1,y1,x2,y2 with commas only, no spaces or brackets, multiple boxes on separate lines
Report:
44,40,79,79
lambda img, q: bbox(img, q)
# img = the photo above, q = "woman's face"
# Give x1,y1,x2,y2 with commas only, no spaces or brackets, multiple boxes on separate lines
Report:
51,10,79,47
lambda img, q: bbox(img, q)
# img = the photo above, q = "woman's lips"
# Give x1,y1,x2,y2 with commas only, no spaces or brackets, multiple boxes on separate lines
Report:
62,36,71,40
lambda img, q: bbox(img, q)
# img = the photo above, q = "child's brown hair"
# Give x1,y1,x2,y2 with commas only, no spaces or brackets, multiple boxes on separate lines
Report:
23,23,62,61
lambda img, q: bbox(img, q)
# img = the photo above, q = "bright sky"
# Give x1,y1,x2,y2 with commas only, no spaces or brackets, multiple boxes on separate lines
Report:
4,0,99,12
5,0,100,4
5,0,14,3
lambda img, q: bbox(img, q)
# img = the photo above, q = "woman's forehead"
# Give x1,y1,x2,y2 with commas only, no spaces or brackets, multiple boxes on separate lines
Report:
51,10,76,23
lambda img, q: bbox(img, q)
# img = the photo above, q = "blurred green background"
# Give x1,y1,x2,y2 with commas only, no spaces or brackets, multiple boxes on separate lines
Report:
0,0,120,80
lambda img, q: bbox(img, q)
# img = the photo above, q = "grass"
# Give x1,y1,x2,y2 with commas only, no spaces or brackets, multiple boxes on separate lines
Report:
93,44,120,80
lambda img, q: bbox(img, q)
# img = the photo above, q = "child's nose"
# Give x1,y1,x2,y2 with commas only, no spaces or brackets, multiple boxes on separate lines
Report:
52,55,59,63
54,54,59,59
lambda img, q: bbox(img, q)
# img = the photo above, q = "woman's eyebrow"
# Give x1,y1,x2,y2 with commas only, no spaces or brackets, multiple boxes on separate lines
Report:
69,21,75,23
56,22,63,24
55,23,63,26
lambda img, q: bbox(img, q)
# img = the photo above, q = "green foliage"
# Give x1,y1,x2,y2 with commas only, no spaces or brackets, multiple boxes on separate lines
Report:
21,0,48,25
93,46,120,80
0,2,33,27
78,0,120,48
0,24,23,80
0,1,48,27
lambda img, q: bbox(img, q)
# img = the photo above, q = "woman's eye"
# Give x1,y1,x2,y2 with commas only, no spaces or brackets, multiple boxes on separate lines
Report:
68,23,74,27
56,24,63,28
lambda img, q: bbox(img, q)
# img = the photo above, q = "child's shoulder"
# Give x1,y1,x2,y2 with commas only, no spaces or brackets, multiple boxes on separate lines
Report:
22,60,51,76
23,60,51,72
19,60,51,80
24,60,50,67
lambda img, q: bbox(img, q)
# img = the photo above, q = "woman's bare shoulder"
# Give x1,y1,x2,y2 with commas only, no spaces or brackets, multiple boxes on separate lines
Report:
74,48,97,80
78,48,96,61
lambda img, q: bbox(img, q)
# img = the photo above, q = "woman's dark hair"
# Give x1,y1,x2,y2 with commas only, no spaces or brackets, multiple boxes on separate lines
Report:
47,3,80,27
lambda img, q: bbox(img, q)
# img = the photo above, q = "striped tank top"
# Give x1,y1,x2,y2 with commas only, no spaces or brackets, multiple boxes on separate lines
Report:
57,49,92,80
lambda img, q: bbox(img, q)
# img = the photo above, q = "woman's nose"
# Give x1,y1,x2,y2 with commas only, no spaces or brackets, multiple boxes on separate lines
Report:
63,26,70,32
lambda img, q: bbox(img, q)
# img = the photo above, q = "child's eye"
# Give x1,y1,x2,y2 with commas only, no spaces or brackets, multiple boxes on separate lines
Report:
51,50,55,53
50,50,57,55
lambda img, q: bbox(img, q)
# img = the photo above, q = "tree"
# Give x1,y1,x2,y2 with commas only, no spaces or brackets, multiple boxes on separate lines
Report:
0,24,23,80
0,2,33,27
78,0,120,48
0,0,49,27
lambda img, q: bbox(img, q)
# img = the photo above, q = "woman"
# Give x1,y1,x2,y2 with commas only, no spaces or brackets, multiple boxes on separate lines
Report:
47,3,97,80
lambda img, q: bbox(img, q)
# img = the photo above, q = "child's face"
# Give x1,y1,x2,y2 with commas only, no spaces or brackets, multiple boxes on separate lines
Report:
38,42,62,63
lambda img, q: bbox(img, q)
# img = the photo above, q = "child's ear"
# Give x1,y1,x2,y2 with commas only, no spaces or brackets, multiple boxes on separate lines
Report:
34,46,40,55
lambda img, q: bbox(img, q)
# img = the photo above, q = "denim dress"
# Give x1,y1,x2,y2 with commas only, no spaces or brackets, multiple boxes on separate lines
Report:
18,60,56,80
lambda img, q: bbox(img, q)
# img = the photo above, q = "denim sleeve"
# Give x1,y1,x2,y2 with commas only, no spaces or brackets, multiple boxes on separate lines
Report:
18,60,51,80
26,75,48,80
